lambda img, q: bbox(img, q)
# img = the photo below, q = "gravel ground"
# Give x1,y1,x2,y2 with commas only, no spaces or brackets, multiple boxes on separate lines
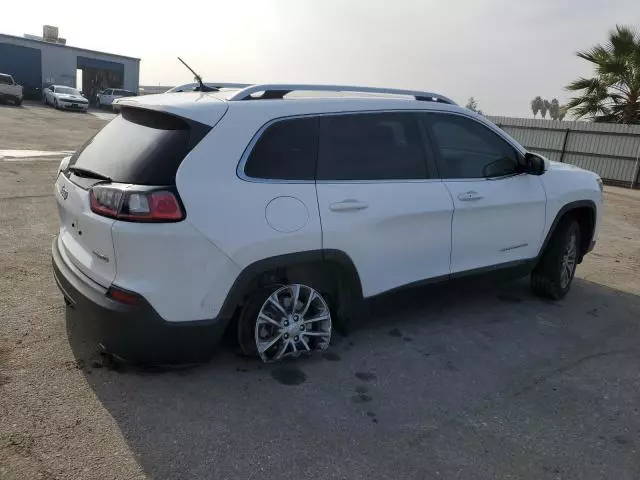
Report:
1,104,640,479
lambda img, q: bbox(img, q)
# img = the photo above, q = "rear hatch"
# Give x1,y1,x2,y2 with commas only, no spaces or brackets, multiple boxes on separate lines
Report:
55,95,226,288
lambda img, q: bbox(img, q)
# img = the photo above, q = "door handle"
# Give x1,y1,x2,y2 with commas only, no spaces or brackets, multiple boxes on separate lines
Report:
457,191,484,202
329,199,369,212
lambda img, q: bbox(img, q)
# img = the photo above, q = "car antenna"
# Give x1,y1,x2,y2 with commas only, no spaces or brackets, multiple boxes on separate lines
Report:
177,57,217,92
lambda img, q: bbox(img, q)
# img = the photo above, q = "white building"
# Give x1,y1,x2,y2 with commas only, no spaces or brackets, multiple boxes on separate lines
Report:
0,27,139,100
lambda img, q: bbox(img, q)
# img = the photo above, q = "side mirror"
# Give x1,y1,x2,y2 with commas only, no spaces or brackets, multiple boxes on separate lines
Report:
523,153,545,176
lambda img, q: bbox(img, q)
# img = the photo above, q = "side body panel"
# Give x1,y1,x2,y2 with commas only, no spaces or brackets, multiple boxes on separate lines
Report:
176,105,323,309
316,181,453,296
111,221,241,322
444,175,547,272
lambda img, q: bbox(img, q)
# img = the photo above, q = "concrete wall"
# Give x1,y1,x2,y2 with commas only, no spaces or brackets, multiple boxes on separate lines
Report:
488,116,640,188
0,34,139,92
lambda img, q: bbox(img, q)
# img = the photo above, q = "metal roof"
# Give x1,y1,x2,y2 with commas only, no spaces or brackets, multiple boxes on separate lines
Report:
0,33,140,61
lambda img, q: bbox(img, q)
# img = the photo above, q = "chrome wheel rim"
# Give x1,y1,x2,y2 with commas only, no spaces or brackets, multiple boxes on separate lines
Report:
560,232,577,289
255,284,331,363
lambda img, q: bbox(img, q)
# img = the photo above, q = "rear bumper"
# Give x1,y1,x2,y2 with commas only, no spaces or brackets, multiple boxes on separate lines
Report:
52,237,228,364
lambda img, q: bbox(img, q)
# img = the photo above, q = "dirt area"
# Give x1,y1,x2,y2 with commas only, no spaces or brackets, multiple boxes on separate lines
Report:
0,102,109,152
1,104,640,479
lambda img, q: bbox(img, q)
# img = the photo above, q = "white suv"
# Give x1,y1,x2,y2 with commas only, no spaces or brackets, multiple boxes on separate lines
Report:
52,84,603,364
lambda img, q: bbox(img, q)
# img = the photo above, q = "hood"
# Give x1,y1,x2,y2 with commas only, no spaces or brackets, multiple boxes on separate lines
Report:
531,153,582,172
547,160,582,171
59,94,87,101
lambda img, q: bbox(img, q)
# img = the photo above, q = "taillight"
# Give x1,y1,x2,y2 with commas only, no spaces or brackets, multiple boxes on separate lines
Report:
107,285,141,305
89,186,123,218
89,185,184,222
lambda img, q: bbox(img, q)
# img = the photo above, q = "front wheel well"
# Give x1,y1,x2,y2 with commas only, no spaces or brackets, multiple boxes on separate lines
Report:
566,207,595,261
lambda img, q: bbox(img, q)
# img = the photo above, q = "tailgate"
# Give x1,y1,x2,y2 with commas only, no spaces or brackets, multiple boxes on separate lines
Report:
55,173,117,287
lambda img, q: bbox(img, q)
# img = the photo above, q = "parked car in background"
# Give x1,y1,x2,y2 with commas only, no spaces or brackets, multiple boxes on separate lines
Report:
0,73,23,105
44,85,89,112
51,83,603,365
96,88,136,110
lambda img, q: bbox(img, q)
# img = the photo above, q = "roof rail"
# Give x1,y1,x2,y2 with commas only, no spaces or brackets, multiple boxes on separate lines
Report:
207,82,253,89
227,84,456,104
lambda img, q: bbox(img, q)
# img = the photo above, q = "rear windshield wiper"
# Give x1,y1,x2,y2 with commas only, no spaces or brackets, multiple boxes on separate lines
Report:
66,166,112,182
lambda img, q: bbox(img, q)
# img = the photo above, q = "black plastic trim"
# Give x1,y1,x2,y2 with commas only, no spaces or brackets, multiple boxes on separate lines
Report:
450,259,536,280
367,259,536,301
536,200,597,262
218,249,538,317
215,249,364,320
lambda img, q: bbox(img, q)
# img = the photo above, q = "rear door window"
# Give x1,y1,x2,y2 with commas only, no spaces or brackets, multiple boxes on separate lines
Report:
243,117,318,181
67,108,210,185
317,112,429,181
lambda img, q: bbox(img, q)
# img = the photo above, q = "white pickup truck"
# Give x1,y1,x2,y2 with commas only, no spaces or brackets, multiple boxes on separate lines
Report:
0,73,23,106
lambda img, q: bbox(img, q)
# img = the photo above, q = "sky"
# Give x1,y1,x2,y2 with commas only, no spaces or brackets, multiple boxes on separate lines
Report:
1,0,638,117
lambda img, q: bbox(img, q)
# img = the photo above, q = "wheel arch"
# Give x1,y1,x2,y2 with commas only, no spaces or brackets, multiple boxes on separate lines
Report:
538,200,596,264
217,249,363,322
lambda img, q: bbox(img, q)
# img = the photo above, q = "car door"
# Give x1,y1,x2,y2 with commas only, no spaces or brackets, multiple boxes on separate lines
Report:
104,89,114,105
315,111,454,298
423,112,546,274
46,85,54,103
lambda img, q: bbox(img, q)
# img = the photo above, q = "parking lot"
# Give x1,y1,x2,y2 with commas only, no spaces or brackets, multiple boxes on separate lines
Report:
1,103,640,479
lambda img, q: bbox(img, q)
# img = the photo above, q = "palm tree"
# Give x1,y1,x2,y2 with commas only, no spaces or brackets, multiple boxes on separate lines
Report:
531,96,543,117
549,98,560,120
566,25,640,124
540,99,550,118
558,106,567,121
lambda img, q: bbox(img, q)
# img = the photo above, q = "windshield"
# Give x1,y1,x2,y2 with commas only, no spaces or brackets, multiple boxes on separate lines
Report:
56,87,80,95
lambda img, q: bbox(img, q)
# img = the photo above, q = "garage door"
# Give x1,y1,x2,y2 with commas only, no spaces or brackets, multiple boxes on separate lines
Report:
0,43,42,92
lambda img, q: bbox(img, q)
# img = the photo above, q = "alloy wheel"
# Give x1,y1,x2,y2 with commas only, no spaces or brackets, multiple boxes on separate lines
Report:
254,284,331,363
560,232,577,289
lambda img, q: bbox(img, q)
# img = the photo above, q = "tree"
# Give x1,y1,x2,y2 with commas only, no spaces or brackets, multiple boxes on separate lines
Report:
531,96,568,120
540,99,550,118
549,98,560,120
465,97,483,115
558,106,567,121
566,25,640,124
531,96,543,117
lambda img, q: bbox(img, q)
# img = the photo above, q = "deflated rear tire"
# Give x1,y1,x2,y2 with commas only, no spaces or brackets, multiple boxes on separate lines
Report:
237,284,332,363
531,219,581,300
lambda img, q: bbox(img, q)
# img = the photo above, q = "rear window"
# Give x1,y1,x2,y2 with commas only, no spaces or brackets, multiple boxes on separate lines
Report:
68,108,210,185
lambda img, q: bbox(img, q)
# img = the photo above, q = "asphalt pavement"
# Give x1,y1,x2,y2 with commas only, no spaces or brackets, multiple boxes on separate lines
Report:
1,103,640,479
